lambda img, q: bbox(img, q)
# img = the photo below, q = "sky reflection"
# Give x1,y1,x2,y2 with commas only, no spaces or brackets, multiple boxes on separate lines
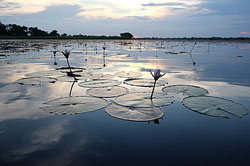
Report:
0,40,250,165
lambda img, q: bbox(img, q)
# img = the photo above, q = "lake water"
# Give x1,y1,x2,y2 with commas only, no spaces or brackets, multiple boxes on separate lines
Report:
0,39,250,166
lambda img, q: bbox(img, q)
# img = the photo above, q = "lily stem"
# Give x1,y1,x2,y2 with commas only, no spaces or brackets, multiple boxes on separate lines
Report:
66,58,73,73
150,80,157,100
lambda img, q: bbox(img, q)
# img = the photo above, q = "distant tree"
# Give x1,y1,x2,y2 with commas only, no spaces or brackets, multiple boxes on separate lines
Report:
28,27,48,36
6,24,28,36
49,30,60,36
0,22,8,35
120,32,133,39
61,33,67,37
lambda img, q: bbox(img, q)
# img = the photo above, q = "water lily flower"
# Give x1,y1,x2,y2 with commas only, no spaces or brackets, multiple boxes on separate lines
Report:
150,69,165,81
62,49,71,59
61,49,72,75
150,69,166,99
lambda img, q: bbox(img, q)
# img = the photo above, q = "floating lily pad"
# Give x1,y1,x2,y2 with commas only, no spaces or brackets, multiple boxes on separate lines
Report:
182,96,248,118
25,70,63,77
87,74,114,80
115,92,174,108
124,78,167,87
16,77,57,86
87,86,128,98
162,85,208,96
56,67,85,73
78,79,121,88
105,104,164,122
115,71,142,78
85,65,103,70
0,83,26,93
56,76,78,82
41,96,108,114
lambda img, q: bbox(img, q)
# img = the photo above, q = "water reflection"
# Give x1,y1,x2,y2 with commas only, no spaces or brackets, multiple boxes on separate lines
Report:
0,39,250,165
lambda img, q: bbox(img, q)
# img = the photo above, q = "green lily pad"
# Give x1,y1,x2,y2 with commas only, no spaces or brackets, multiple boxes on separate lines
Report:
114,92,174,108
87,74,114,80
60,69,84,73
162,85,208,96
56,66,85,71
78,79,121,88
115,71,142,78
15,77,56,86
124,78,167,87
87,86,128,98
25,70,63,77
0,83,26,93
41,96,108,114
56,76,78,82
182,96,248,118
105,104,164,122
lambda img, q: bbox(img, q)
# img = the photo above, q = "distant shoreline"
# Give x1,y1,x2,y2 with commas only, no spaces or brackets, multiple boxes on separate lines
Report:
0,36,250,41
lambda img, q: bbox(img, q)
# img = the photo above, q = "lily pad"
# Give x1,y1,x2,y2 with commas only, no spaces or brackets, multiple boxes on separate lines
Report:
114,92,174,108
78,79,121,88
162,85,208,96
15,77,57,86
87,86,128,98
0,83,26,93
41,96,108,114
124,78,167,87
56,67,85,73
115,71,142,78
25,70,63,77
56,76,78,82
87,73,114,80
182,96,248,118
106,104,164,122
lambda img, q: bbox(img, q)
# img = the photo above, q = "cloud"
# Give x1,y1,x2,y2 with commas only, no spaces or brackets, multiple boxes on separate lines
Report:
0,0,205,19
0,0,82,16
142,2,186,7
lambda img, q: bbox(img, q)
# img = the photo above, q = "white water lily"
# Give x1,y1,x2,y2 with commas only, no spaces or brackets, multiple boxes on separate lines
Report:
62,49,71,59
150,69,166,81
61,49,72,75
150,69,166,99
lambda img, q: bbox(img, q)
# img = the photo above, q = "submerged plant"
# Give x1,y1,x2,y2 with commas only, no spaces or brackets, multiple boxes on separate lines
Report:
150,69,166,99
62,49,73,76
53,51,56,56
190,42,197,54
189,42,197,65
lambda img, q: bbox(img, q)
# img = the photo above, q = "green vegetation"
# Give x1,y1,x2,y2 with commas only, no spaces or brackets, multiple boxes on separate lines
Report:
0,22,249,40
0,22,132,40
120,32,133,39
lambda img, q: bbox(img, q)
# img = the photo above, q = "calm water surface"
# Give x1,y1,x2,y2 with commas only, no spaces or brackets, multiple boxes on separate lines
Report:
0,40,250,166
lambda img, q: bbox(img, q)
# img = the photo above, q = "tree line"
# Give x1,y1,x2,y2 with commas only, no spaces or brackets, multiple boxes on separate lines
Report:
0,22,134,39
0,22,61,37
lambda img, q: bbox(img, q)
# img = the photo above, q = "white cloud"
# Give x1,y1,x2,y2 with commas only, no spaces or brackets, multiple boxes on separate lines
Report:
0,0,82,16
0,0,206,19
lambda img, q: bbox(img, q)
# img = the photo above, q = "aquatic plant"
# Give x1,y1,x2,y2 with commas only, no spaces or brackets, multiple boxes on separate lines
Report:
114,92,174,108
84,43,87,54
190,42,197,54
189,42,197,65
61,49,73,76
162,85,208,97
150,69,166,99
182,96,248,118
52,51,57,65
156,43,159,57
106,104,164,122
53,51,56,56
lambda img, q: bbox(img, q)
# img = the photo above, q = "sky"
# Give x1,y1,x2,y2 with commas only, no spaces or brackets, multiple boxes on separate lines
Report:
0,0,250,37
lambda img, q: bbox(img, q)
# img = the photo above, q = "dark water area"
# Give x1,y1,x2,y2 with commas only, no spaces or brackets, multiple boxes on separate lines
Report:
0,40,250,166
